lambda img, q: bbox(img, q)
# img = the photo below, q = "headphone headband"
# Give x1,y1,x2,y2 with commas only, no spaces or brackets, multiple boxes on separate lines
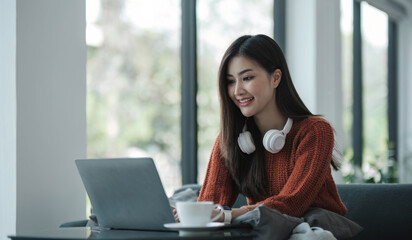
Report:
282,118,293,135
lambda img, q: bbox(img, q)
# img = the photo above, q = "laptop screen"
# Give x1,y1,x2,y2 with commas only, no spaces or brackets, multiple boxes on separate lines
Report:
75,158,175,231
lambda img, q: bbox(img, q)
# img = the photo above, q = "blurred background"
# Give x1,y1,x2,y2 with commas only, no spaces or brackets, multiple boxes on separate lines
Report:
85,0,406,196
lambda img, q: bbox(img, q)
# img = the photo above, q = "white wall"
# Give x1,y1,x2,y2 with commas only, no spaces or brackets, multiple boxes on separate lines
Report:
398,2,412,183
0,0,17,239
286,0,344,182
286,0,317,113
15,0,86,235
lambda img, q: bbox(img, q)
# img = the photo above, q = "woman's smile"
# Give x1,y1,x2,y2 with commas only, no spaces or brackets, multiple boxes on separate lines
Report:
238,97,255,106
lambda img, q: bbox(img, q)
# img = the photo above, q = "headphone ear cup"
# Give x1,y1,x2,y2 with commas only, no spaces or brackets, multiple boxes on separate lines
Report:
263,130,285,153
237,131,256,154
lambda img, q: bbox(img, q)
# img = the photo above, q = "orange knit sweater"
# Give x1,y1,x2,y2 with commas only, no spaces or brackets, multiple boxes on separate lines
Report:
198,116,347,217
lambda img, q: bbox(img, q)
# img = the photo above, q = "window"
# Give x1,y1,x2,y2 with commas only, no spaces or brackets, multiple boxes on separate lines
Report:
87,0,275,190
362,3,390,181
341,1,396,182
86,0,181,196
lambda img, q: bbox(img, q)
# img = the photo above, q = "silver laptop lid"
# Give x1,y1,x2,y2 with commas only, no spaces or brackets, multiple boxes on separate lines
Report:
75,158,175,231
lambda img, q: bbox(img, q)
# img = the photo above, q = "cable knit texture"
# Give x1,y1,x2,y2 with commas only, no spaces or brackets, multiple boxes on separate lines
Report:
198,116,347,217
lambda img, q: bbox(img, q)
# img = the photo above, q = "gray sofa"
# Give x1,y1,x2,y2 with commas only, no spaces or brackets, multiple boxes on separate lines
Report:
61,183,412,239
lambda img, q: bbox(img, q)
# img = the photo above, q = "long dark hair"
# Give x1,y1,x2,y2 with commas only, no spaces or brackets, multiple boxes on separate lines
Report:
218,34,340,197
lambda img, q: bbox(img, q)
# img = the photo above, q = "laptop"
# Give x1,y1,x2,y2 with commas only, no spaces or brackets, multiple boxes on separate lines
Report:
75,158,176,231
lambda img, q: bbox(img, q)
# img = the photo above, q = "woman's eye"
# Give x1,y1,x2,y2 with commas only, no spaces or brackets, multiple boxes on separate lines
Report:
227,79,235,85
243,76,254,81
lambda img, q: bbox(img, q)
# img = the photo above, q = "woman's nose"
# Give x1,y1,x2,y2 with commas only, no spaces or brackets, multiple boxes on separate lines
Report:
234,81,245,96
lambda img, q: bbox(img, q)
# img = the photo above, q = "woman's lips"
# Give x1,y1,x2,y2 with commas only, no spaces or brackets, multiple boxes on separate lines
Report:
238,97,254,106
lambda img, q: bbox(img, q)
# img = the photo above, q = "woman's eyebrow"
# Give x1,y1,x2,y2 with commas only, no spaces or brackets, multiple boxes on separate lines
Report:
227,69,253,77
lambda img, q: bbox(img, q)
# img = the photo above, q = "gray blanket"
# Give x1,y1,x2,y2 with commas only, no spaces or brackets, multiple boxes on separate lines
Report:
232,204,336,240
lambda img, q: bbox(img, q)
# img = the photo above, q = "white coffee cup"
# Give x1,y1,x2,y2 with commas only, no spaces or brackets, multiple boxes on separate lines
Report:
176,201,224,227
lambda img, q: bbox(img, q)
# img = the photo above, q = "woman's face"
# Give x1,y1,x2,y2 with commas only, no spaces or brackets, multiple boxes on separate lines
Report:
226,56,278,118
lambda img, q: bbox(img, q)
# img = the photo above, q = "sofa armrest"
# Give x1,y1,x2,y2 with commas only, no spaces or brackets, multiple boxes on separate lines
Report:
337,183,412,240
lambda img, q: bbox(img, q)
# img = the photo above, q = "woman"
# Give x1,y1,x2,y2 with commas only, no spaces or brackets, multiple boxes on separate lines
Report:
197,34,347,223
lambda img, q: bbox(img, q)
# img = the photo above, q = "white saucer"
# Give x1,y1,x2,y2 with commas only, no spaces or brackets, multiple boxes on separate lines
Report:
163,222,225,231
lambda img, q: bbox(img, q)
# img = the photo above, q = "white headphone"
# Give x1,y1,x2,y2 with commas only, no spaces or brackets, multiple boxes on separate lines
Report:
237,118,293,154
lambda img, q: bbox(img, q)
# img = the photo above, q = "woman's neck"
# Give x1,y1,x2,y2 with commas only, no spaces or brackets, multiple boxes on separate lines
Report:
254,108,287,136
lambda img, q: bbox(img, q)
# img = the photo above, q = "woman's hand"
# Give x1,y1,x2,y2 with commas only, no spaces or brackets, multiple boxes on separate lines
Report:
172,207,180,222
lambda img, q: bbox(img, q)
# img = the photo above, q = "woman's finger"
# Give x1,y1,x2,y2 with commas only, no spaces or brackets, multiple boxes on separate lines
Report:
173,209,180,222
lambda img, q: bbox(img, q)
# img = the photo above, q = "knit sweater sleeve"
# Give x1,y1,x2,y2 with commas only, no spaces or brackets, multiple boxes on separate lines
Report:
241,120,335,217
198,136,239,207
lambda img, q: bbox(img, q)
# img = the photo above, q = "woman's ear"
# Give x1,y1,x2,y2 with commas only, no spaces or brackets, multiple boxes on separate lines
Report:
272,69,282,88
